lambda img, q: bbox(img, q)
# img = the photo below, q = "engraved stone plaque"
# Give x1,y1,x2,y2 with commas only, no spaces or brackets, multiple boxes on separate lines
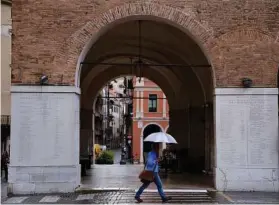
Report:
11,92,80,166
216,92,278,168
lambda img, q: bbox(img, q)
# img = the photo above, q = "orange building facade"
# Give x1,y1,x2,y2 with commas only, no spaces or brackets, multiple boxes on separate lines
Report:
132,77,169,163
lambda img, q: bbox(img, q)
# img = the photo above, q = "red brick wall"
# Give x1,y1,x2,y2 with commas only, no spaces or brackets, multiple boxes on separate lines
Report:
11,1,279,86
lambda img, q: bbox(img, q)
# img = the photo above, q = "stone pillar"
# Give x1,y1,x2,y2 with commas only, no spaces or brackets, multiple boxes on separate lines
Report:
204,103,214,172
136,91,140,117
140,135,143,163
188,106,205,171
163,94,167,118
215,88,278,192
140,91,144,118
168,109,189,149
80,109,93,157
9,86,80,194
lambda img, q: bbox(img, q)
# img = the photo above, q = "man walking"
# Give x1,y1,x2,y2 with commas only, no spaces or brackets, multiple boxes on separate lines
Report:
135,143,172,203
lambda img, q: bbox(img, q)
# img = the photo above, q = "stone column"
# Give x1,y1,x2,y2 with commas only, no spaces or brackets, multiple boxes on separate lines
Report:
188,106,205,170
136,91,140,117
9,86,80,194
140,135,143,163
163,94,167,118
140,91,144,118
80,108,93,157
215,88,278,192
168,108,189,149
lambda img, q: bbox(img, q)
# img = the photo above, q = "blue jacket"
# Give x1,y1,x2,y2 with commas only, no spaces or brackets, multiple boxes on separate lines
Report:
144,151,159,173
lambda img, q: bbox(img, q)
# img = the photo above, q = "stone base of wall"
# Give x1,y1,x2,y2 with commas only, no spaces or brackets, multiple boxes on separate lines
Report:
215,168,279,192
8,165,81,194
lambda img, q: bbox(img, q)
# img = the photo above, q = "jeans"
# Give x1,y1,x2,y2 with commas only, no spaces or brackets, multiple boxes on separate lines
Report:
135,172,166,200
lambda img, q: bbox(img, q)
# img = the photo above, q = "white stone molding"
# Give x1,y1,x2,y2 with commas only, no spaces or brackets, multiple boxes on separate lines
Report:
136,91,140,117
163,94,167,117
11,85,81,94
140,91,144,118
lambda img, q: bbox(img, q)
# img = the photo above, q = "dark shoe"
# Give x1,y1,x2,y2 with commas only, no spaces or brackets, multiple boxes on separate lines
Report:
135,196,143,203
162,196,172,203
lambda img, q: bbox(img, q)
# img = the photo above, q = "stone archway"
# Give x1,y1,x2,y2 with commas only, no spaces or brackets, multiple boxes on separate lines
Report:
52,3,215,87
9,1,279,195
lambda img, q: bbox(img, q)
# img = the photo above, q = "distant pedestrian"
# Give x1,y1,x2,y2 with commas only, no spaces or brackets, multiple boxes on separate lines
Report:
135,143,172,203
1,151,9,182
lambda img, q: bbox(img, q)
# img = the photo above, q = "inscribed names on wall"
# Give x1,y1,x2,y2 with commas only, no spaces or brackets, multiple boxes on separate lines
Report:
12,92,79,166
217,94,278,168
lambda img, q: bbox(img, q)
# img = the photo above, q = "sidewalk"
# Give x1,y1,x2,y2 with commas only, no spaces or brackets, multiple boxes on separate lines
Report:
81,164,212,190
1,180,8,202
218,191,279,204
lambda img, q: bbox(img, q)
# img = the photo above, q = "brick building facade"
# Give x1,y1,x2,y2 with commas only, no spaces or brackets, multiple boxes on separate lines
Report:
9,1,279,194
132,77,169,163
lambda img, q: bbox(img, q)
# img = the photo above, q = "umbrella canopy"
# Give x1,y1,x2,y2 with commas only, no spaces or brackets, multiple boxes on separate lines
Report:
144,132,178,144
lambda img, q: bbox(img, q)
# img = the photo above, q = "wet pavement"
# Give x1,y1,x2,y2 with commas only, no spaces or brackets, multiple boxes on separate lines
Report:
81,164,213,190
222,191,279,204
2,165,279,204
1,182,8,201
112,149,122,164
1,175,8,201
2,190,279,204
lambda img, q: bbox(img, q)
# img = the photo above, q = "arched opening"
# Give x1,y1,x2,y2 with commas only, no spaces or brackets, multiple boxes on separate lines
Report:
78,18,214,189
8,2,279,195
142,124,163,163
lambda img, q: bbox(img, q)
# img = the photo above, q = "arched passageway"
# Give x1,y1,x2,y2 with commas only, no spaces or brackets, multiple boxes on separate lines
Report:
78,18,215,189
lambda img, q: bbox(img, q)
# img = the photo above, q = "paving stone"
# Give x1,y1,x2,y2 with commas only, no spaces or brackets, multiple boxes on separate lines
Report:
76,194,95,201
39,195,60,203
3,196,28,204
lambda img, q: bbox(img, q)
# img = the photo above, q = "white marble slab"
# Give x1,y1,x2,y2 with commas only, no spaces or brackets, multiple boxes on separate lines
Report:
215,89,278,168
10,89,80,166
9,86,81,194
215,88,279,192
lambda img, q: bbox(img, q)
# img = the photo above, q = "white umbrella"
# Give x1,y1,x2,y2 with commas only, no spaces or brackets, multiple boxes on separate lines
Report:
144,132,178,144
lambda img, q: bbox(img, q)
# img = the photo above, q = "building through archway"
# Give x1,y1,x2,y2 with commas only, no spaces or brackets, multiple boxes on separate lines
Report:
9,2,279,194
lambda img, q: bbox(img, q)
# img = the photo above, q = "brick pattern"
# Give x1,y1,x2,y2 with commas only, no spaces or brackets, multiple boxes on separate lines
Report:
11,0,279,86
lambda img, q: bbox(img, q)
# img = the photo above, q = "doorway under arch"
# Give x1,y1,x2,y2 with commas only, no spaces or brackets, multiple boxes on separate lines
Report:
142,123,163,163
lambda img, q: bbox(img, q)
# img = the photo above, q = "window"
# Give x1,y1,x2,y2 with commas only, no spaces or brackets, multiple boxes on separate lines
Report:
148,94,157,112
